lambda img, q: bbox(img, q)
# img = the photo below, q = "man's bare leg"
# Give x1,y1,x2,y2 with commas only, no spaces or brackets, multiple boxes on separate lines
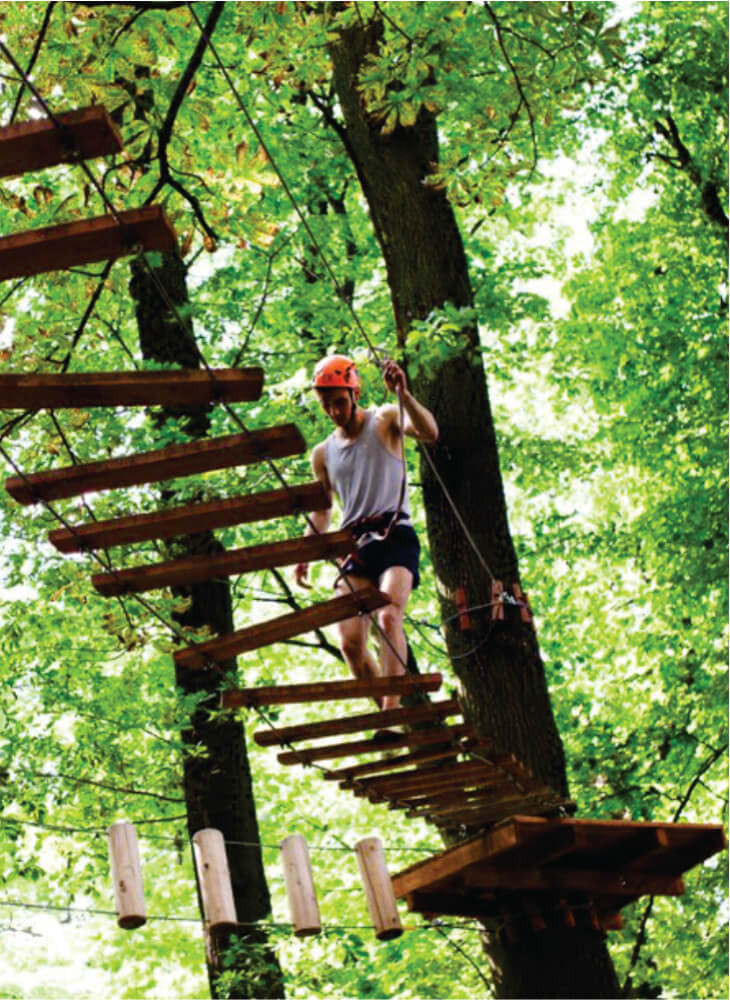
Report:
335,574,381,706
375,566,413,712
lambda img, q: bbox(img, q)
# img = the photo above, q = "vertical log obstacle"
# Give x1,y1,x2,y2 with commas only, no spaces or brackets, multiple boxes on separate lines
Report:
280,835,321,937
108,821,146,929
192,829,238,933
355,836,403,940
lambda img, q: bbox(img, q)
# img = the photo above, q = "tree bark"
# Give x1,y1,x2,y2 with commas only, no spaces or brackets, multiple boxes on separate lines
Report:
328,19,620,999
128,254,285,1000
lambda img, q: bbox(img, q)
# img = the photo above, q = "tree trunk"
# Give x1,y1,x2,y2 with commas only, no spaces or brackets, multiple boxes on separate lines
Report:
329,20,620,999
128,254,285,1000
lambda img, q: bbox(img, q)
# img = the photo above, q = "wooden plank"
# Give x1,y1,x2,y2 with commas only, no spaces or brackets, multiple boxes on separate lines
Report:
254,698,461,748
48,482,329,553
0,106,123,177
407,787,552,818
222,672,443,709
392,827,522,900
6,424,305,505
324,743,467,781
277,723,474,766
351,760,503,796
176,587,389,671
92,529,355,597
0,206,178,281
405,890,499,920
430,799,573,830
0,369,264,410
463,863,685,898
380,778,519,809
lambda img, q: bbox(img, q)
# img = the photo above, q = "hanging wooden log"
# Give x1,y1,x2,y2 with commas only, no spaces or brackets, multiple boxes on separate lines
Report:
280,835,321,937
276,723,475,766
5,423,305,505
254,697,461,748
107,821,146,929
0,368,264,410
48,482,329,553
355,837,403,940
174,587,389,670
0,206,178,281
192,829,238,933
0,105,123,177
91,529,355,597
222,672,443,709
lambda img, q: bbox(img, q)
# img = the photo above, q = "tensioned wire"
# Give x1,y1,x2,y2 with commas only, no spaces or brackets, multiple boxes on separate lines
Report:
184,1,498,587
0,32,554,828
0,29,557,814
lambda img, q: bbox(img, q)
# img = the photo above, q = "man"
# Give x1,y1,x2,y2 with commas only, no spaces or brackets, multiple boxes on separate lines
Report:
294,355,438,712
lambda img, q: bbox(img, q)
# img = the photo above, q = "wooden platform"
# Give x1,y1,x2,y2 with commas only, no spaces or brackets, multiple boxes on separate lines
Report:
0,106,122,177
222,672,443,708
91,529,355,596
0,369,263,410
47,482,330,553
254,698,461,747
392,815,727,926
174,587,390,670
5,424,305,505
0,206,178,281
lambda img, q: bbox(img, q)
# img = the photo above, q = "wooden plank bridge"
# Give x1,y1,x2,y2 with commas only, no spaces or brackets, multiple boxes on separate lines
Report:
1,104,725,935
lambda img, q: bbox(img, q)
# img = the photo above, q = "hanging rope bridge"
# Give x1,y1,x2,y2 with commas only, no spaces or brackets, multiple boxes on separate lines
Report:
0,39,724,946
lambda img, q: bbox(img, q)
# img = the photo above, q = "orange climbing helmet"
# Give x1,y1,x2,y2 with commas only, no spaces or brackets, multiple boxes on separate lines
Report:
312,355,361,392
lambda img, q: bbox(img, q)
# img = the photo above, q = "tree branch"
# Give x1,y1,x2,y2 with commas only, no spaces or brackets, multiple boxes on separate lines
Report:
143,1,224,241
621,743,728,996
7,2,56,126
653,115,729,230
484,2,538,172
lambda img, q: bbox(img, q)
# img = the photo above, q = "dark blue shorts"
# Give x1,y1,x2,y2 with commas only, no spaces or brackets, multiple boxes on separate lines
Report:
340,524,420,590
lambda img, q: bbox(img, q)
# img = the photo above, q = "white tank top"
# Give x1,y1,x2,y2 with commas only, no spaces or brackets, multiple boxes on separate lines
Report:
324,409,410,530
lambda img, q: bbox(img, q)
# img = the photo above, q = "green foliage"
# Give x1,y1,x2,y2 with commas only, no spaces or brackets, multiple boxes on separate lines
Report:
0,2,726,998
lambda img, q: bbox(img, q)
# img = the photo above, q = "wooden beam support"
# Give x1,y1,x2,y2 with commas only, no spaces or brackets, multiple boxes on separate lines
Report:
92,529,355,597
0,106,122,177
254,698,461,748
176,587,389,671
0,368,264,410
0,206,178,281
463,864,685,898
222,672,443,709
405,890,499,921
48,482,329,553
276,723,474,766
6,424,305,505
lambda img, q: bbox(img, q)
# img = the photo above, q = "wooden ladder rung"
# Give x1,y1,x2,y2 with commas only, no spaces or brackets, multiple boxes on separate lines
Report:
418,792,563,825
0,368,264,410
323,743,471,781
0,106,123,177
92,529,355,596
348,759,500,796
48,482,329,553
277,723,474,766
221,672,443,708
5,424,305,505
254,698,461,748
0,206,177,281
174,587,389,670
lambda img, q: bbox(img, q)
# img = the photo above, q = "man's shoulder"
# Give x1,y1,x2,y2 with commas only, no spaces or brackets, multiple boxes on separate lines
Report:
374,403,399,423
